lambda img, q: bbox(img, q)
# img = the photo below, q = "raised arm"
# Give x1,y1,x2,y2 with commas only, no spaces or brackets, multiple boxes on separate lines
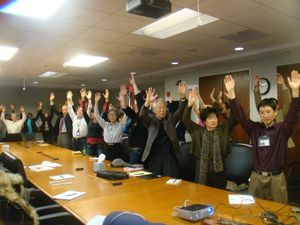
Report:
254,74,262,109
287,70,300,98
50,93,60,116
182,88,201,135
119,84,128,109
173,81,188,123
19,106,26,124
1,106,7,125
86,90,92,118
94,92,106,128
129,73,140,95
276,73,292,118
67,91,75,121
80,88,87,112
140,87,157,128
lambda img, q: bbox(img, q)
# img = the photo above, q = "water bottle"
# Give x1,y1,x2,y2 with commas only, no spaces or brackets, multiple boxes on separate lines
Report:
82,145,87,156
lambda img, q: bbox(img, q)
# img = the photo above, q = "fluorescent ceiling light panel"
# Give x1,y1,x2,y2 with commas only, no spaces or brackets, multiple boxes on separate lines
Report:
0,0,67,19
64,55,109,67
132,8,219,39
39,71,67,78
0,46,18,60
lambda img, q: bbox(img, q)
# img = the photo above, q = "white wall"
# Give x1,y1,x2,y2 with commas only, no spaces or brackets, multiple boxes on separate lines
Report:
165,52,300,122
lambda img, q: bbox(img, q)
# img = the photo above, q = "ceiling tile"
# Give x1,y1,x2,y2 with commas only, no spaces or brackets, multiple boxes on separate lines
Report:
195,20,247,37
21,42,60,53
266,0,300,19
0,13,43,31
66,38,107,50
79,28,126,42
0,28,33,42
68,0,127,13
50,5,110,27
28,33,72,46
167,31,212,46
225,6,291,29
198,0,261,19
114,34,158,47
37,21,88,38
0,38,24,48
143,40,185,51
98,43,138,54
94,15,150,33
246,36,290,48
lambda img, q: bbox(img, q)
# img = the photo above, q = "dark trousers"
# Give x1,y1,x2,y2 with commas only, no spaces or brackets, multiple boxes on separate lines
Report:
103,144,123,161
7,134,22,142
72,138,87,152
43,131,53,144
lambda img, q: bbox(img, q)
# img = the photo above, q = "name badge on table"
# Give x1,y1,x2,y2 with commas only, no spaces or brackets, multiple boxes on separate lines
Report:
258,136,270,147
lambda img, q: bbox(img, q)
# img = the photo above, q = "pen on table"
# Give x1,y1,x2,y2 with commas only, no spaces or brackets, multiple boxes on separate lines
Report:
66,193,77,196
60,175,64,178
173,179,177,183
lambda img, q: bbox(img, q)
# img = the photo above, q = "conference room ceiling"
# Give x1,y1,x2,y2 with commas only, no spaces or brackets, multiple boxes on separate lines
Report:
0,0,299,90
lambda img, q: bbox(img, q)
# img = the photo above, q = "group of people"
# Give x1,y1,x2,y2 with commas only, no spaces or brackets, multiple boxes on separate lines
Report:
1,70,299,205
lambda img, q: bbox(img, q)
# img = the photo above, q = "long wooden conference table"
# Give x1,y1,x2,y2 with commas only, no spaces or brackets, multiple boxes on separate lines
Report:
1,142,296,224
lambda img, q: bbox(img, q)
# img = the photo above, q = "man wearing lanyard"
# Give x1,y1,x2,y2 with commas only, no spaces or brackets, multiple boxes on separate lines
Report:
224,70,300,204
67,91,88,152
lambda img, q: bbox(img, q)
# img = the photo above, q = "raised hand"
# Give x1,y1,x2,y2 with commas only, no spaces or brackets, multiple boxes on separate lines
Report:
2,106,6,112
275,73,285,87
224,75,235,99
39,101,42,106
169,96,174,103
102,89,109,100
95,92,101,102
145,87,158,106
188,87,199,107
20,106,25,112
10,105,14,111
50,93,55,102
80,88,86,99
217,91,223,103
177,81,187,97
129,73,136,86
86,91,92,100
66,91,73,100
287,70,300,91
254,75,260,88
119,84,127,96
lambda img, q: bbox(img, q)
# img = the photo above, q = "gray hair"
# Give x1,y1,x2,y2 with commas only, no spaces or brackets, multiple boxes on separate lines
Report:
11,113,18,118
153,98,167,108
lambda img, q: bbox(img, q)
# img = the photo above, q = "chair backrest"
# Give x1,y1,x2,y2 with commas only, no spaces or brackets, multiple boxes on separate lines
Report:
121,136,130,163
0,151,28,187
178,142,197,182
225,143,253,185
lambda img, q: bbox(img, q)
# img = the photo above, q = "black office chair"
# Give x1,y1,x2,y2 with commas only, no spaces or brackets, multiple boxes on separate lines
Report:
0,151,77,224
121,136,131,163
178,142,197,182
225,143,253,188
286,161,300,184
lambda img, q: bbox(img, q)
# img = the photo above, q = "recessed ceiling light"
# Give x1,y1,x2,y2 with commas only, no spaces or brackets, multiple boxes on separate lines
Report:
0,0,67,19
81,84,85,87
171,62,179,65
64,55,108,67
33,81,38,84
39,71,67,78
132,8,219,39
102,79,107,81
0,46,18,60
130,72,136,74
234,47,244,51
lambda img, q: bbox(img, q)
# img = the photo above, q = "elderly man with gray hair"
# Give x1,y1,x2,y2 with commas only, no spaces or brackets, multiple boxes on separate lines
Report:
139,81,188,178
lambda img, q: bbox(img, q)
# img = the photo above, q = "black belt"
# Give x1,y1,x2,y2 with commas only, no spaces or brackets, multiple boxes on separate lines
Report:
253,168,282,176
73,137,86,140
107,143,120,146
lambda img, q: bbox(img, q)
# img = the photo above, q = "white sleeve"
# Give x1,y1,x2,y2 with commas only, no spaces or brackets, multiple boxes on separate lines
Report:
68,105,75,121
94,105,106,128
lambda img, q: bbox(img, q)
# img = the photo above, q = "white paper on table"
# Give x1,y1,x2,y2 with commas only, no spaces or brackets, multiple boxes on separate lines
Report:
42,161,62,167
2,145,9,149
87,215,106,225
228,195,255,204
52,191,86,200
26,164,55,172
49,174,75,180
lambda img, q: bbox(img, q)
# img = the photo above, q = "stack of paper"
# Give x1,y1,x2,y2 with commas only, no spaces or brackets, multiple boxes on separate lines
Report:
129,171,152,177
49,174,75,180
53,191,86,200
228,195,255,204
124,164,144,172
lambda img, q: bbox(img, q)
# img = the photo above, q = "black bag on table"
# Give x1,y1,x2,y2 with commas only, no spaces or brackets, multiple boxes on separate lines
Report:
97,170,129,181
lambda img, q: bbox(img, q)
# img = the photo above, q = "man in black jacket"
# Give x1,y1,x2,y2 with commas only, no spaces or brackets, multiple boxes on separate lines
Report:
50,93,73,150
119,74,148,164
